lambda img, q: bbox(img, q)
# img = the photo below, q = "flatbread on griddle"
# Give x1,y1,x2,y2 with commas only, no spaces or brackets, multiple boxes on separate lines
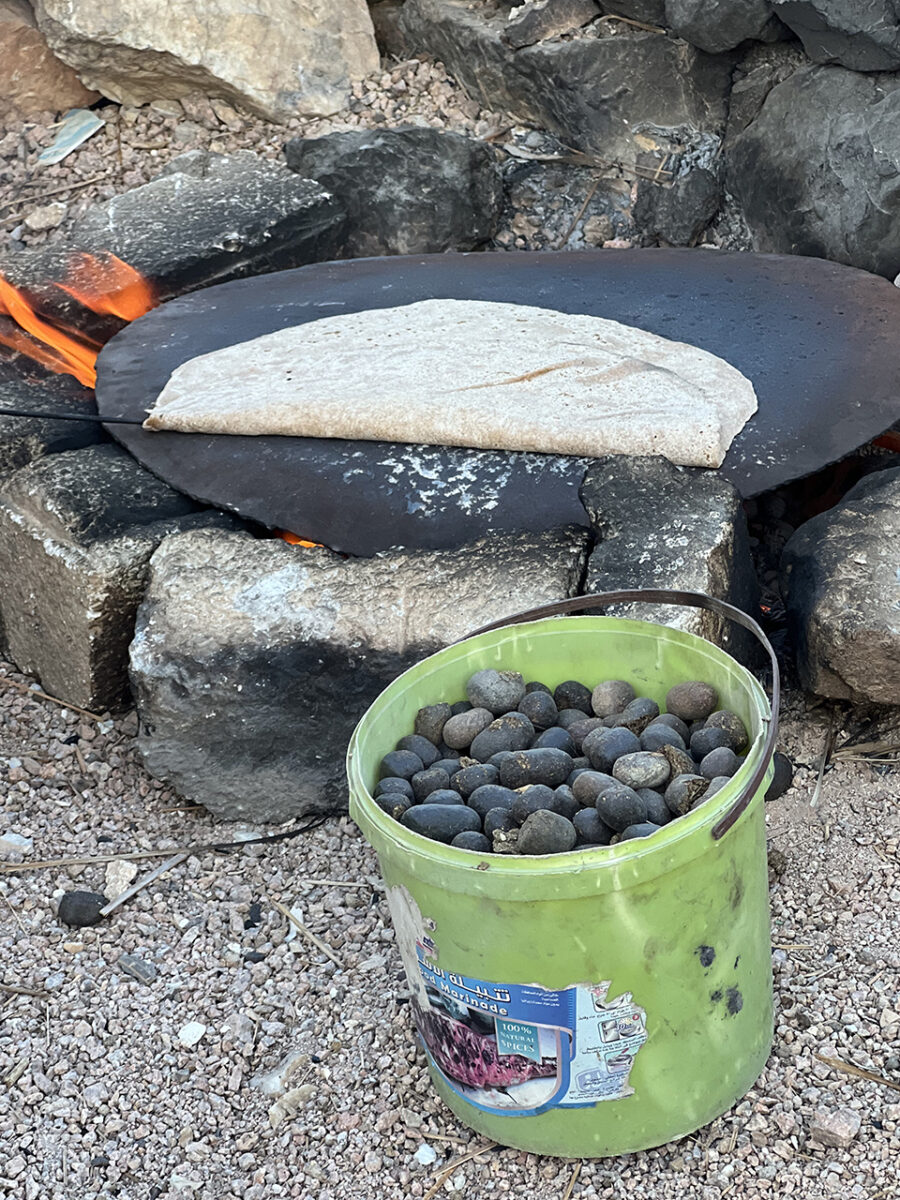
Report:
143,299,757,468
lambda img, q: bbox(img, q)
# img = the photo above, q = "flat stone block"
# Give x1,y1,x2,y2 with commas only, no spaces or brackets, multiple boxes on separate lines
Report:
129,524,591,823
580,456,759,661
0,443,232,710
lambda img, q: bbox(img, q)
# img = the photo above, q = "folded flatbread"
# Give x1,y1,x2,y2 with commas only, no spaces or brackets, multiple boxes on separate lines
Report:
143,299,757,468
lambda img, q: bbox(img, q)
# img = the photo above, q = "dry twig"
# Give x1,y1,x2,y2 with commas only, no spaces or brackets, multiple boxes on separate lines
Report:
98,852,189,916
0,982,48,998
423,1141,498,1200
556,175,601,249
0,674,104,721
271,898,342,967
562,1161,582,1200
0,174,107,217
597,12,665,34
815,1053,900,1094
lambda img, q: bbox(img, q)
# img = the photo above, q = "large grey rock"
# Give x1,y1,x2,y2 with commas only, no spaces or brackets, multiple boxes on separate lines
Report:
0,0,99,119
32,0,379,120
727,66,900,280
0,444,231,711
580,457,759,662
772,1,900,71
284,128,503,256
780,466,900,705
665,0,784,53
1,152,346,316
724,40,808,141
129,524,591,822
501,0,601,49
399,0,733,165
598,1,666,23
632,153,722,246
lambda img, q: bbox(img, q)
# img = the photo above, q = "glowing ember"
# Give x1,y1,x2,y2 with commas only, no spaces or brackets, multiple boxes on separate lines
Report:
278,530,324,548
0,253,156,388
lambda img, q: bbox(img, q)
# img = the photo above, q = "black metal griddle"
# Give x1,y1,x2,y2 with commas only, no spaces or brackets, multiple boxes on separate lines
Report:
95,249,900,555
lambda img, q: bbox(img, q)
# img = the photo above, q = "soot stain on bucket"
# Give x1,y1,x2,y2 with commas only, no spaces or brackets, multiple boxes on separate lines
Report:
726,987,744,1016
696,945,716,969
729,870,745,911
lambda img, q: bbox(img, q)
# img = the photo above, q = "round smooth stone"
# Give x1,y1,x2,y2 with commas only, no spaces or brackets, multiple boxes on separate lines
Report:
470,713,535,760
467,784,519,819
517,810,578,855
572,808,614,846
640,724,686,754
375,777,414,801
421,789,466,806
691,725,737,759
612,751,671,790
665,680,719,722
466,668,526,715
582,726,641,774
614,697,660,735
414,703,452,745
379,749,424,780
664,773,709,815
375,792,413,819
596,784,647,833
518,690,558,730
401,804,481,843
571,771,617,807
591,679,635,717
484,807,517,837
442,707,493,750
499,747,573,789
451,830,492,852
636,788,672,826
765,752,794,802
451,763,499,798
647,712,690,742
396,734,440,768
704,710,749,752
411,767,452,802
510,784,563,824
699,746,742,780
532,726,576,756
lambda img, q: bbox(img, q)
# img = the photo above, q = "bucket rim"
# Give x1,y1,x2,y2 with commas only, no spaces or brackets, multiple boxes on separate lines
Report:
347,613,774,878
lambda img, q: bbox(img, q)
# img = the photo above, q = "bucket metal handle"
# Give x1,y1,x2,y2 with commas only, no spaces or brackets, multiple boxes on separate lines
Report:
466,589,780,842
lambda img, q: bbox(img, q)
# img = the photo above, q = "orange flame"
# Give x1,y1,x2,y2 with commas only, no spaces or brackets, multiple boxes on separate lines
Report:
278,530,324,548
0,253,156,388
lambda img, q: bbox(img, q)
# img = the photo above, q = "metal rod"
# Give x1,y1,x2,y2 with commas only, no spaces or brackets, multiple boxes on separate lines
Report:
0,406,145,425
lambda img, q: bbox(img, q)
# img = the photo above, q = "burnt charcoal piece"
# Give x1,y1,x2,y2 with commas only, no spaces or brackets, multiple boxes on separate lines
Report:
374,776,415,801
396,734,440,768
582,726,641,774
690,726,735,759
470,714,536,761
518,690,558,730
596,784,647,832
612,751,670,790
571,770,618,807
442,707,493,750
765,752,794,802
401,804,481,842
567,718,605,752
517,810,578,855
412,767,452,801
704,710,749,752
553,785,579,820
511,784,563,824
640,724,687,753
699,746,742,780
421,789,466,806
591,679,635,717
57,891,108,928
661,743,696,780
637,788,672,826
466,784,518,819
553,680,593,714
450,830,492,852
499,747,573,789
375,792,413,819
379,749,424,780
614,697,660,735
484,807,517,837
532,726,576,756
666,681,719,722
648,712,691,742
573,807,615,846
451,763,499,798
665,773,710,815
619,822,664,841
466,668,526,715
415,703,452,745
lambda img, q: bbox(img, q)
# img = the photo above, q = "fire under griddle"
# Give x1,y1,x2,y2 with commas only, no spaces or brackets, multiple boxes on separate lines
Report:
95,249,900,556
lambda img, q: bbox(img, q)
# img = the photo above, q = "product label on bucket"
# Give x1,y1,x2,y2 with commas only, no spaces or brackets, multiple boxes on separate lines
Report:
386,885,648,1118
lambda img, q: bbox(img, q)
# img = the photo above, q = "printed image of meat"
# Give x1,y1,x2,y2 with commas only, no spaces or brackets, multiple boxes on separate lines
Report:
413,1001,557,1089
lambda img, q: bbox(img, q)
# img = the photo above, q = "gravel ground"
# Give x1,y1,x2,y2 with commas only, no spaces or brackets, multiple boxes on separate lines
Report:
1,659,899,1200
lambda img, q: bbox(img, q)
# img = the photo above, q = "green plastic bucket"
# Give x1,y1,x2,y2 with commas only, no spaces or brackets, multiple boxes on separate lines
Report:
348,590,779,1157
